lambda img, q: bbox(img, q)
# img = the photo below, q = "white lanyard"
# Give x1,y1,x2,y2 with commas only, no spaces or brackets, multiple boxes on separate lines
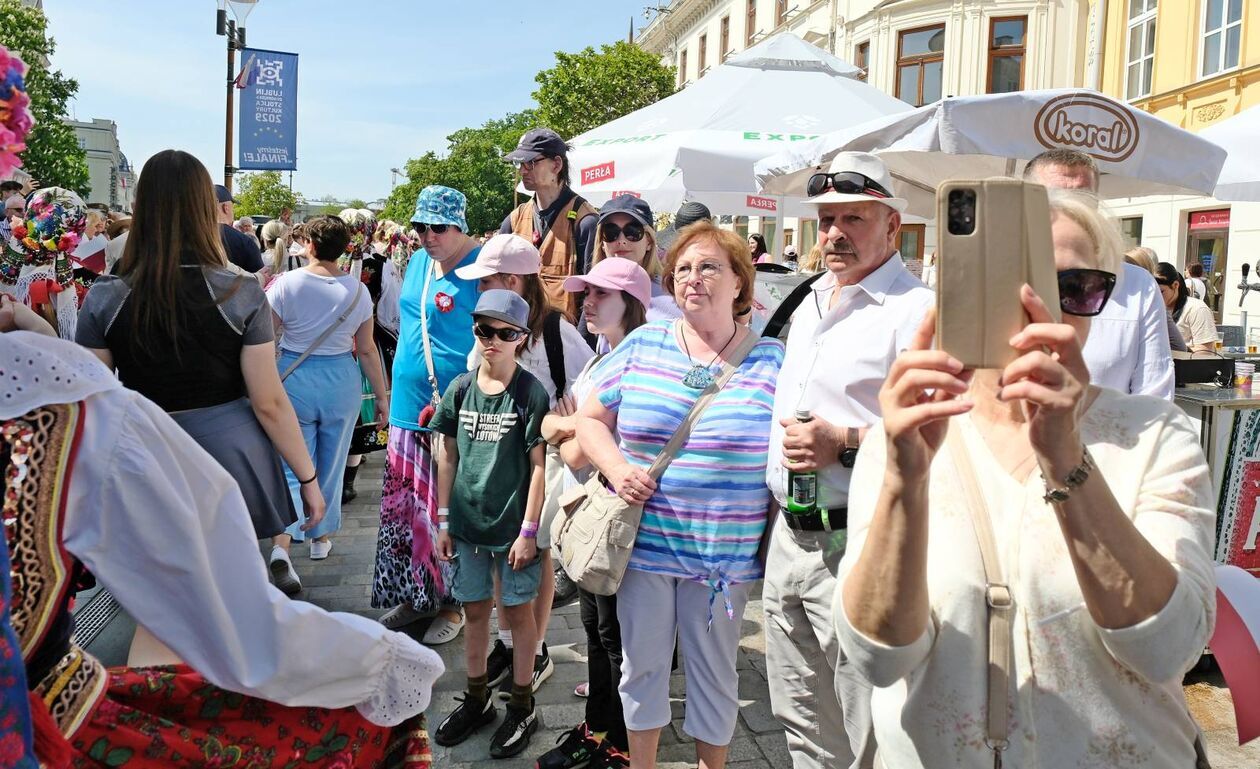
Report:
417,259,441,406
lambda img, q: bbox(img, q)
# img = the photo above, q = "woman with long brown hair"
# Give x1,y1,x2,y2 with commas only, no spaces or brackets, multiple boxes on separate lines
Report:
77,150,325,584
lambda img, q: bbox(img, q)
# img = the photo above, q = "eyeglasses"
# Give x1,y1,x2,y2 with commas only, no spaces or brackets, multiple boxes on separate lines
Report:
673,261,725,281
473,323,525,342
1057,269,1117,317
412,222,451,235
600,220,646,243
512,157,550,170
805,171,895,200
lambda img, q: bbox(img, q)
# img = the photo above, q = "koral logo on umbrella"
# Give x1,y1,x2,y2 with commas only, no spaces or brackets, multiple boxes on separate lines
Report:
1033,94,1140,163
581,161,616,185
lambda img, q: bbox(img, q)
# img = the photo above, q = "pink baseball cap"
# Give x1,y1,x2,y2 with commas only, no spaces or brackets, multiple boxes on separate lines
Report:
455,233,541,280
563,257,652,309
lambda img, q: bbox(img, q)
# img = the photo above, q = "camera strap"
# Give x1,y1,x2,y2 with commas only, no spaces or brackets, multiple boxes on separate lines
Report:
947,426,1012,769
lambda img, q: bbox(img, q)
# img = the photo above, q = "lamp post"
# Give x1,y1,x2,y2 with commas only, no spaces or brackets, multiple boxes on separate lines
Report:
216,0,260,194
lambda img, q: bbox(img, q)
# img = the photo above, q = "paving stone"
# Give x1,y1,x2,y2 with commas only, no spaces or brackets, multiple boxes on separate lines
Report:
754,733,792,766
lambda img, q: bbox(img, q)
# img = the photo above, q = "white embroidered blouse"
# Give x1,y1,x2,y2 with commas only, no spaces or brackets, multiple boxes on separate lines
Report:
835,388,1216,768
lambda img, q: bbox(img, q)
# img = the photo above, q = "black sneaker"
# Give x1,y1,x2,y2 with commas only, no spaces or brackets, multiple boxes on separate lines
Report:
535,723,598,769
589,744,629,769
499,643,554,699
489,699,538,759
434,694,496,747
486,639,513,688
552,564,580,607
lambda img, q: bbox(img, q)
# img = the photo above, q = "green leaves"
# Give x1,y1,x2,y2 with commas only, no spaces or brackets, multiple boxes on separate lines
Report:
87,738,134,767
533,41,676,140
0,0,90,194
235,171,300,218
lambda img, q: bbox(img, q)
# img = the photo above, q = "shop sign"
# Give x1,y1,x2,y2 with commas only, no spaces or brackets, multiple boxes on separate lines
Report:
580,162,615,185
746,195,777,212
1189,209,1231,231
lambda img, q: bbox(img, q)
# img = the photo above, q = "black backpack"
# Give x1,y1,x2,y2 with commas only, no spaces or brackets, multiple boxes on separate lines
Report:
541,310,567,398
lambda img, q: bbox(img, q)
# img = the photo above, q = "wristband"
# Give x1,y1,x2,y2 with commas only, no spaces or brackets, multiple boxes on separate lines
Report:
298,472,318,485
520,521,539,538
438,520,449,531
437,507,450,518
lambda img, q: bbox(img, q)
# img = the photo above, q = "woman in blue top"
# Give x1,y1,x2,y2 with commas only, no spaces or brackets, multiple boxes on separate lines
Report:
372,185,481,642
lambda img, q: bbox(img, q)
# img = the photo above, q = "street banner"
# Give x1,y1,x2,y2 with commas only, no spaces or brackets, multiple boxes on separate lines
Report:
237,48,298,171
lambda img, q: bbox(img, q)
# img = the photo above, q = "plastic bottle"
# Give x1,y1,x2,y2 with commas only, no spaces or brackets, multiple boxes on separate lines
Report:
786,409,818,514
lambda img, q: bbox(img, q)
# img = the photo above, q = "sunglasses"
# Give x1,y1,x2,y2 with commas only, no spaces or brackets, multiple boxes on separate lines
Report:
473,323,525,342
806,171,895,200
412,222,451,235
600,220,646,243
1057,269,1117,317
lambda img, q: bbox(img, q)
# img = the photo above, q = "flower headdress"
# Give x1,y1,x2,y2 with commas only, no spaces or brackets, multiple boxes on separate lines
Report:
2,187,86,283
0,45,33,178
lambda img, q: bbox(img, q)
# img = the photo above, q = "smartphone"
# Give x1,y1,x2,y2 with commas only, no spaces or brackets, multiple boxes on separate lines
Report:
935,178,1060,369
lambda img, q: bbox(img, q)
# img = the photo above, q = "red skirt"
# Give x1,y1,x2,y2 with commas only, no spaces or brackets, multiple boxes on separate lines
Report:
67,665,430,768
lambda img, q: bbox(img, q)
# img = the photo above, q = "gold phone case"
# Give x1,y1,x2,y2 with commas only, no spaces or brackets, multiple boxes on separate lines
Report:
936,178,1061,369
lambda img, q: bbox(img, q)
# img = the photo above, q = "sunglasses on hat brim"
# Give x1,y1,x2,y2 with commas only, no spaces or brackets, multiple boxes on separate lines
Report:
1057,268,1117,317
806,171,895,200
600,220,646,243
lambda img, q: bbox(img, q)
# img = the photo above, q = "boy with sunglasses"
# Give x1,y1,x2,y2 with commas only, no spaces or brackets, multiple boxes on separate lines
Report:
432,289,551,759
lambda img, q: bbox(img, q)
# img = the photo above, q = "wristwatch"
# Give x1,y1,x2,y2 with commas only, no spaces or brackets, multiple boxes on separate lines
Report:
838,427,859,469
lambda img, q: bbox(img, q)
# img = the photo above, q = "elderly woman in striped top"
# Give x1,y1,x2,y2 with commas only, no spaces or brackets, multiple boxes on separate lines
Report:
576,221,783,769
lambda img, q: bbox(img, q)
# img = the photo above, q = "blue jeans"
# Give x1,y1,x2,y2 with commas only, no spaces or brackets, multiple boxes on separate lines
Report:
277,350,361,540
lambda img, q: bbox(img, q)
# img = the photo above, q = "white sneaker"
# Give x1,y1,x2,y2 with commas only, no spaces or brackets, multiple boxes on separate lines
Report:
422,611,465,645
378,604,427,629
309,539,332,560
268,547,301,595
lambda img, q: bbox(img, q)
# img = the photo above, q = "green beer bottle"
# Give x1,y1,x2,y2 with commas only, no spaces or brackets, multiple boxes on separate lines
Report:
786,409,818,514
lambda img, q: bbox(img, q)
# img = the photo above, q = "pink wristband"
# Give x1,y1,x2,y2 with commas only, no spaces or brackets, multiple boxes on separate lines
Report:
520,522,539,538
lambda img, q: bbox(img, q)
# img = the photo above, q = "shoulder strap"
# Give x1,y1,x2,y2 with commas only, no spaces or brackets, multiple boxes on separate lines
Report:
946,426,1012,766
762,271,826,339
279,282,364,382
417,261,442,404
543,310,566,397
453,371,474,413
645,330,760,482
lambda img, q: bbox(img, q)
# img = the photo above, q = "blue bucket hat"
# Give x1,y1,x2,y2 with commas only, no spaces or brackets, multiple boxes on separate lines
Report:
411,185,468,231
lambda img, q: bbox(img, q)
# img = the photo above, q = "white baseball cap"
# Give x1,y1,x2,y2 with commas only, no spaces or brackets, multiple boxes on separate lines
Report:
804,151,908,213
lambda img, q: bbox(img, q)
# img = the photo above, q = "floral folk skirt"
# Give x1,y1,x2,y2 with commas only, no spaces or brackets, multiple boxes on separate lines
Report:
67,665,430,768
370,426,452,614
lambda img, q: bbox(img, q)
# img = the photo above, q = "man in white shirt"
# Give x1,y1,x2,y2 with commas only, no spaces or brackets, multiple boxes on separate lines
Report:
1024,149,1174,398
764,152,933,769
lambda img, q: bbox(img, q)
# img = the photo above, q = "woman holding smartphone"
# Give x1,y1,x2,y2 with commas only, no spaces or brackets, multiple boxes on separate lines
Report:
837,193,1215,769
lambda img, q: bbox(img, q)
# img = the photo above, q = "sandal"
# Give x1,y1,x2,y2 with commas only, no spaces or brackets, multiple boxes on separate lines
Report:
574,682,589,698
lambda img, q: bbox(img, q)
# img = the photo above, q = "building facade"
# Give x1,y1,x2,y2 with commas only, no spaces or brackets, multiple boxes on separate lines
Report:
64,118,135,211
1097,0,1259,330
637,0,1092,259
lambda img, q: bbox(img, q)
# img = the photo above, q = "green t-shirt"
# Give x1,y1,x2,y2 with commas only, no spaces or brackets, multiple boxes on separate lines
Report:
431,366,550,550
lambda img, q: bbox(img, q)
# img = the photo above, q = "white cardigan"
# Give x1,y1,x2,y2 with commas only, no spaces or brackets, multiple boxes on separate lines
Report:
835,388,1216,769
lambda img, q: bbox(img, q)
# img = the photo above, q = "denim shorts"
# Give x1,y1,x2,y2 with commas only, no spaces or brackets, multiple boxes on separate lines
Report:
451,538,542,607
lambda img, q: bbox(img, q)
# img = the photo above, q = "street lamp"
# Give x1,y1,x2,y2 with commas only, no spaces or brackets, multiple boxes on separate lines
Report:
215,0,261,193
390,167,404,189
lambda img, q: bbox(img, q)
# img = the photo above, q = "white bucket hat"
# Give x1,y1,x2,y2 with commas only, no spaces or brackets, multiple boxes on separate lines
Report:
804,151,908,213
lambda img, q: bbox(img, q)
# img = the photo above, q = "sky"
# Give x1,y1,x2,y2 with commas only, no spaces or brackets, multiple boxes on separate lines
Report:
42,1,654,203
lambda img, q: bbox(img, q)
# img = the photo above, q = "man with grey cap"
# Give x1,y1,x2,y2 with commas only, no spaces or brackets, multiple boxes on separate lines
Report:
764,152,932,769
500,128,598,315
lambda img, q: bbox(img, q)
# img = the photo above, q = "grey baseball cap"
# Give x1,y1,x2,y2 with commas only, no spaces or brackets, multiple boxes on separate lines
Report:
505,128,569,163
473,289,530,331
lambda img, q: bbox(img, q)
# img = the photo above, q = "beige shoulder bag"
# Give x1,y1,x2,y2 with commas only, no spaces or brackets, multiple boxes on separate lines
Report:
947,427,1013,769
552,331,759,596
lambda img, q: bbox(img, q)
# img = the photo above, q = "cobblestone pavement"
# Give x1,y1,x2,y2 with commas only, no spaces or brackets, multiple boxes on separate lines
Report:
291,455,1256,769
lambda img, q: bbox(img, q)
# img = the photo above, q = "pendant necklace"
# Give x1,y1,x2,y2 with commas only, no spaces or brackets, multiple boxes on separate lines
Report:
680,321,740,390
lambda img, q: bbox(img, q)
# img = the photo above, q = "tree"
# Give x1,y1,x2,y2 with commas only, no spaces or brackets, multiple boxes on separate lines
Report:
533,41,675,140
234,171,298,218
0,0,89,193
382,110,536,235
347,198,368,210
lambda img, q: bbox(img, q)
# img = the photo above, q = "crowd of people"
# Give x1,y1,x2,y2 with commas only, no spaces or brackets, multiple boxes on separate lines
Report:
0,131,1220,769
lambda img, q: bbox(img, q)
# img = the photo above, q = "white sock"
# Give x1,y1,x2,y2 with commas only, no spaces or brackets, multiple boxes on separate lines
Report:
499,628,513,648
270,546,289,562
536,639,545,655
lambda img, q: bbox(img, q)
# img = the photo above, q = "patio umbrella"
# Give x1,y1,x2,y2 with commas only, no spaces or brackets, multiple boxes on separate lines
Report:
754,88,1227,217
1199,103,1260,202
565,32,911,219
